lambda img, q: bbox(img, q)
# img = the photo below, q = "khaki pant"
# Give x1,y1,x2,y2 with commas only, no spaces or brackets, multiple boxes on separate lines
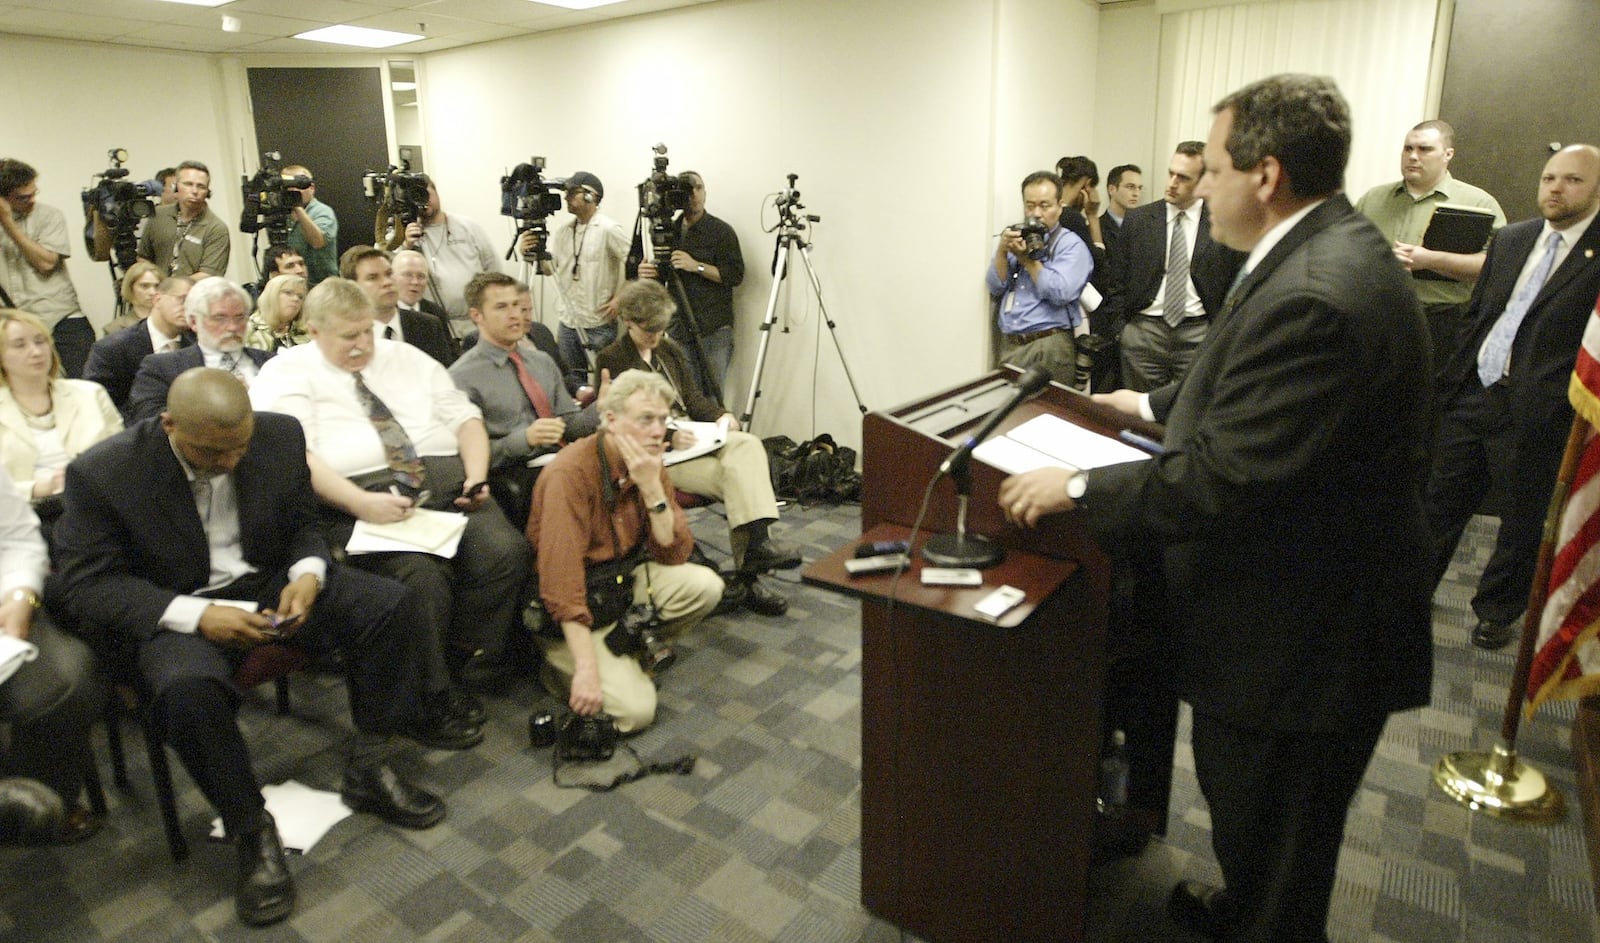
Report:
667,429,780,564
538,561,723,732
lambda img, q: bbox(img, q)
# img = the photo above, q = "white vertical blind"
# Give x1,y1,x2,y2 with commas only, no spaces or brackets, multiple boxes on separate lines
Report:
1154,0,1441,197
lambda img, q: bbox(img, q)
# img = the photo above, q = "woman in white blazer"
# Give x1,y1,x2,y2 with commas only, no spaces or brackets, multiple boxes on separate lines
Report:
0,309,122,510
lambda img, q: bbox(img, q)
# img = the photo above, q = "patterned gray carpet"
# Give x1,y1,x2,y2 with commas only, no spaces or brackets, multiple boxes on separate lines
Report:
0,507,1595,942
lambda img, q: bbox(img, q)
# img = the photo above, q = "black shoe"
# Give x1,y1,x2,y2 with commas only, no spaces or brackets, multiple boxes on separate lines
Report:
453,649,516,694
235,811,296,926
57,804,103,845
741,576,789,617
447,689,487,727
403,710,484,751
741,539,802,574
1472,617,1518,650
1167,880,1233,940
0,777,64,846
341,763,445,830
711,577,747,617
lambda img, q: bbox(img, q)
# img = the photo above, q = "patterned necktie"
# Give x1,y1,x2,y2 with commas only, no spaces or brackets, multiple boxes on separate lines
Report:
219,352,239,374
1478,230,1564,387
384,324,395,341
1164,211,1190,328
352,372,426,489
507,348,554,419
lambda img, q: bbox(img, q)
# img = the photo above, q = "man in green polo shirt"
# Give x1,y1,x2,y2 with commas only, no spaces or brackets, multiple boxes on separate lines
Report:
1356,119,1505,382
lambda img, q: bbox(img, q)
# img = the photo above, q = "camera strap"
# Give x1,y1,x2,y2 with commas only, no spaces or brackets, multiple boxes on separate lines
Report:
595,429,655,605
553,740,696,792
0,281,14,309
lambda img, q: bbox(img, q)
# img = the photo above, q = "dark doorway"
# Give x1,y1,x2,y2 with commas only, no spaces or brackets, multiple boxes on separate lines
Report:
1440,0,1600,223
245,67,388,278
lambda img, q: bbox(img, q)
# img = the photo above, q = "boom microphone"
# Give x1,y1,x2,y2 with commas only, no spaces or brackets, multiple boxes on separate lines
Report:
938,365,1052,476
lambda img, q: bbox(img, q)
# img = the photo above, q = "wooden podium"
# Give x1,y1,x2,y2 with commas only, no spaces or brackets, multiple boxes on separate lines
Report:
803,369,1163,943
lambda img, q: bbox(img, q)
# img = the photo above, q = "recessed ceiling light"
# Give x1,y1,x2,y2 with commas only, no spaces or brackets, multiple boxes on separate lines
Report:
527,0,630,9
155,0,235,7
294,25,423,49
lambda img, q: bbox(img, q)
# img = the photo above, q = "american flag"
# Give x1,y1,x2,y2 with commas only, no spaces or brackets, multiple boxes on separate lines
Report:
1528,294,1600,715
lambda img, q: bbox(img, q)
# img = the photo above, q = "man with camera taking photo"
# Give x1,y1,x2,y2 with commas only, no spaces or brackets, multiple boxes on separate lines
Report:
527,369,723,733
986,170,1092,387
0,158,94,377
281,164,337,288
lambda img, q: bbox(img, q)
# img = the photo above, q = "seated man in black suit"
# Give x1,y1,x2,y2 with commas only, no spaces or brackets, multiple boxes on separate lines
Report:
53,368,474,927
341,246,456,367
393,249,458,355
126,278,273,422
84,273,193,417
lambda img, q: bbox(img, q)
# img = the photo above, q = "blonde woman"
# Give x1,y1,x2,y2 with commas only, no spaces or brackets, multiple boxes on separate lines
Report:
105,260,162,335
0,310,121,515
245,273,310,351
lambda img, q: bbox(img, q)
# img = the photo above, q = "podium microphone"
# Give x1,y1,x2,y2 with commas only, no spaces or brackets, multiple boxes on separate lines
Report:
923,365,1052,569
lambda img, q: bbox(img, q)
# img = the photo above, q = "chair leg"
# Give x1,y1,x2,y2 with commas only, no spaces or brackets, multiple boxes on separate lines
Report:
104,692,131,792
140,717,189,862
82,744,108,816
274,676,291,716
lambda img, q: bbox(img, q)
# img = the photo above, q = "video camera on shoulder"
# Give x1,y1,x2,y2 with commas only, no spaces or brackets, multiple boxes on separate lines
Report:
239,150,309,246
80,147,157,268
1015,216,1049,260
362,162,429,227
500,156,565,263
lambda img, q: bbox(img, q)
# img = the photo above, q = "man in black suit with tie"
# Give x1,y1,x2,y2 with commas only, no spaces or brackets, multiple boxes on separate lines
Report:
394,248,461,356
342,246,456,367
53,368,473,926
1001,74,1434,941
1097,142,1245,390
1100,163,1143,257
126,278,273,422
84,274,193,417
1426,143,1600,649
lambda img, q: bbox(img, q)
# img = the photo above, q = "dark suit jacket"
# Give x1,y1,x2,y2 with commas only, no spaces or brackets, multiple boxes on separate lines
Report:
1443,213,1600,471
53,413,327,644
595,334,723,421
1098,200,1245,338
84,323,194,417
1086,197,1434,732
126,346,274,423
393,307,457,367
1100,210,1123,257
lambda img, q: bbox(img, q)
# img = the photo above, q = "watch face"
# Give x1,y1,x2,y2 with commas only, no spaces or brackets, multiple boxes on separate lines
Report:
1067,473,1087,499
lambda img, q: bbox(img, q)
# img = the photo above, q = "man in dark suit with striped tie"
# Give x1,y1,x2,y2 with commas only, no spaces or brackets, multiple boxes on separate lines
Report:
85,274,194,417
341,246,456,367
125,278,272,422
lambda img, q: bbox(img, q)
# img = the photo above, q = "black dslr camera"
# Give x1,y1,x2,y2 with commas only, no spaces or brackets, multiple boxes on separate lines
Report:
557,712,618,762
1016,216,1049,260
603,602,676,674
80,147,158,269
501,156,565,263
239,151,310,246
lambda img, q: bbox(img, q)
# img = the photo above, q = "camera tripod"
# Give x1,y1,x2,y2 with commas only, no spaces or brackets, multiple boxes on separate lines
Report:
740,188,866,428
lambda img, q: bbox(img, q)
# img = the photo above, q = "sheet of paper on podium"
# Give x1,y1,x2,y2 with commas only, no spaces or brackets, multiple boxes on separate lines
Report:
971,414,1152,474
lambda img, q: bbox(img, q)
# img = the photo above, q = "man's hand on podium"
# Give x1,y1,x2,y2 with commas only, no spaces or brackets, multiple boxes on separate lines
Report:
1000,468,1075,528
1092,389,1143,417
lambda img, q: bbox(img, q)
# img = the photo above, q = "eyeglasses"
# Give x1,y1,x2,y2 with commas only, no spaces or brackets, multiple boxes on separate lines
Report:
203,313,249,326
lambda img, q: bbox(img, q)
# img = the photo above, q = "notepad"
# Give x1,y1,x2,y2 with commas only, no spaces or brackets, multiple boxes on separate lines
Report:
971,414,1152,475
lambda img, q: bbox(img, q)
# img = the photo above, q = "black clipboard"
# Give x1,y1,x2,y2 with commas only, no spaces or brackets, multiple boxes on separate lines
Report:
1414,204,1496,281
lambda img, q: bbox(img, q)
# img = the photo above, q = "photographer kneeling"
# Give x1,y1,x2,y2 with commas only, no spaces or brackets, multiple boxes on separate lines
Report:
528,369,723,732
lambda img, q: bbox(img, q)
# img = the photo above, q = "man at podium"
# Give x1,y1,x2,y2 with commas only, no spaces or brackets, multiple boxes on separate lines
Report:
999,74,1434,943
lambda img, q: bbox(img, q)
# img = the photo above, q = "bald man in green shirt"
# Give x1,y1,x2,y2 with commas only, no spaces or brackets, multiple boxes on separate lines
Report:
1356,119,1505,383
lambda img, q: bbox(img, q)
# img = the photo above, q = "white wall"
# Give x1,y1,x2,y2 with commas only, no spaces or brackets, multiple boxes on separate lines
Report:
0,35,261,330
420,0,1098,449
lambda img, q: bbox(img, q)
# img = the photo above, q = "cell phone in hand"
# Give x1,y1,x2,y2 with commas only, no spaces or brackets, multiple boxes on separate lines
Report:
463,481,489,498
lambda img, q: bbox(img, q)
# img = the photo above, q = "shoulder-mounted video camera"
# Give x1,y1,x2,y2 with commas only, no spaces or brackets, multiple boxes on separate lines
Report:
80,147,157,267
501,156,565,263
239,151,310,245
363,160,429,249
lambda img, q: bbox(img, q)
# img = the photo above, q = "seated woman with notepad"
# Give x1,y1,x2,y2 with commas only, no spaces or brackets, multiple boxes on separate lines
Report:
595,280,798,617
0,309,122,535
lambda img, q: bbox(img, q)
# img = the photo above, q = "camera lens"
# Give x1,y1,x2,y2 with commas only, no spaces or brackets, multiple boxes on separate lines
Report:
528,710,557,748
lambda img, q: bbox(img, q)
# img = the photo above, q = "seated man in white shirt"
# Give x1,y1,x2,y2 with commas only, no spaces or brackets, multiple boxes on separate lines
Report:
250,277,530,694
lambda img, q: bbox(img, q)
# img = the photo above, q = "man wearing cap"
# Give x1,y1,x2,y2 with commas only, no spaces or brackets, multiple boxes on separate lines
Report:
531,172,630,392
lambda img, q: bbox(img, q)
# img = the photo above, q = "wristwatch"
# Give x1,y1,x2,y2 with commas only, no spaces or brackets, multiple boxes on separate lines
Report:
7,588,40,610
696,264,705,274
648,499,670,515
1066,471,1088,503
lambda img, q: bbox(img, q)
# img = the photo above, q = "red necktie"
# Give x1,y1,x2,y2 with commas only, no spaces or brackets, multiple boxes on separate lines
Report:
507,348,554,419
